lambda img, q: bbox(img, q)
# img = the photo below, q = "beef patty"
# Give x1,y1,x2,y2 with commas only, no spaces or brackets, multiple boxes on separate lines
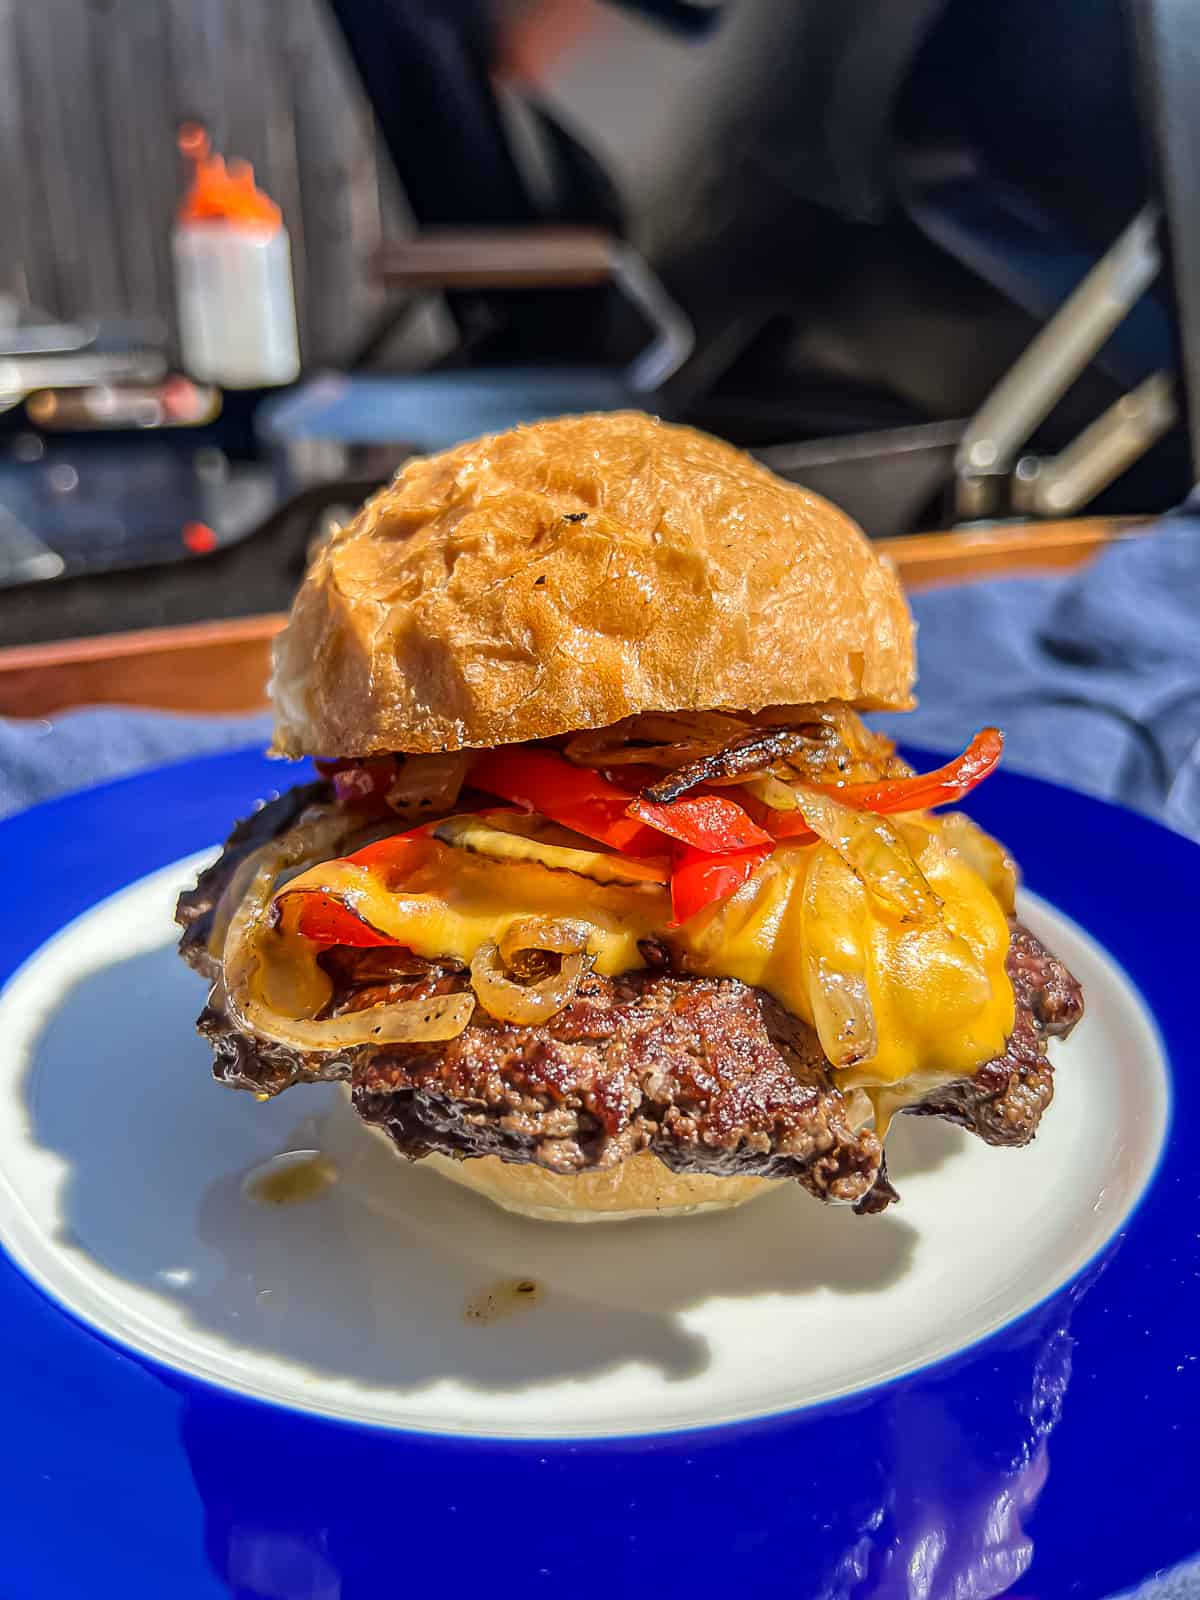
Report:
177,789,1084,1210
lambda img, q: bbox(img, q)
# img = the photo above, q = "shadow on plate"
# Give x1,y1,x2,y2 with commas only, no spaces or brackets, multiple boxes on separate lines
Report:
22,941,967,1399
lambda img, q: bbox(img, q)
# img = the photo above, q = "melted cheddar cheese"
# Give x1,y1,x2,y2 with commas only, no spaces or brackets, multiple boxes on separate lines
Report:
269,811,1014,1090
280,846,664,975
680,820,1013,1085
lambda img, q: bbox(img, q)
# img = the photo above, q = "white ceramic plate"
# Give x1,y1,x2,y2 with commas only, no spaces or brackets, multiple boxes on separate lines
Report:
0,853,1167,1439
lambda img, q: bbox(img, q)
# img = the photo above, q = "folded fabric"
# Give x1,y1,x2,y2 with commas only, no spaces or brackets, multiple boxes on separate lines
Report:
0,707,272,821
884,511,1200,840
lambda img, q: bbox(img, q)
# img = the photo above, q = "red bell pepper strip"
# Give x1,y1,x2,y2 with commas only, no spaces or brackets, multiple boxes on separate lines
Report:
292,893,401,948
471,747,777,859
470,747,662,853
734,790,818,843
669,843,771,926
283,827,438,946
759,812,818,842
629,792,773,854
800,728,1004,814
340,826,438,876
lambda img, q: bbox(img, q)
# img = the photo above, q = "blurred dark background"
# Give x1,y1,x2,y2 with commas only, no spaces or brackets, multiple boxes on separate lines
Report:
0,0,1192,646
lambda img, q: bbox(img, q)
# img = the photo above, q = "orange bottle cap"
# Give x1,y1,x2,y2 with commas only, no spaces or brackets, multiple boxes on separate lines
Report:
177,123,281,229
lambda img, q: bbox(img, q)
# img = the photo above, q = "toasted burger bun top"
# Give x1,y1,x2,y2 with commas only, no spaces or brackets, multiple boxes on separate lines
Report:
270,411,915,758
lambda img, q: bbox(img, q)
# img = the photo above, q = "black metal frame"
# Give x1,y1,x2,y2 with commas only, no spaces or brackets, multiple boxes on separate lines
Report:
1131,0,1200,481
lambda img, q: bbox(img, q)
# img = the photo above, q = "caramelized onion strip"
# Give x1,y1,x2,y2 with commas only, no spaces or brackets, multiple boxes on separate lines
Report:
800,847,879,1070
385,751,469,821
496,916,595,965
562,707,897,794
563,711,751,770
640,726,823,804
206,805,363,961
735,773,804,811
470,946,588,1025
470,917,597,1024
224,857,474,1050
808,960,879,1071
796,790,942,923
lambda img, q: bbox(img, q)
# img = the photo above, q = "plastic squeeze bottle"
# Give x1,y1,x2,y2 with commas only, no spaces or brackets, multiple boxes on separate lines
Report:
173,123,301,388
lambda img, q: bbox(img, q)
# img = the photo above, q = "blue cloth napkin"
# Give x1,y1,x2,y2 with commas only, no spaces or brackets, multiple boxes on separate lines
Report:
0,706,273,821
1,515,1198,834
889,511,1200,838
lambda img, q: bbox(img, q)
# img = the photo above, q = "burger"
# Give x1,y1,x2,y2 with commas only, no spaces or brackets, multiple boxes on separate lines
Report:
176,412,1083,1222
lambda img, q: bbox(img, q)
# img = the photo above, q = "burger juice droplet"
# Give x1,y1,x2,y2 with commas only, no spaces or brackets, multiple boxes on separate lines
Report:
464,1278,544,1324
244,1151,339,1206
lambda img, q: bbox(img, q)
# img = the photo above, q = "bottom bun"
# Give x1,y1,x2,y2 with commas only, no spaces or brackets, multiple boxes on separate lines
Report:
345,1086,777,1221
420,1149,779,1223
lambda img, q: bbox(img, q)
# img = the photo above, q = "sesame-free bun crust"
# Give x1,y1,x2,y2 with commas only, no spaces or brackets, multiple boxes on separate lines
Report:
270,412,915,757
346,1086,775,1222
422,1149,777,1224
